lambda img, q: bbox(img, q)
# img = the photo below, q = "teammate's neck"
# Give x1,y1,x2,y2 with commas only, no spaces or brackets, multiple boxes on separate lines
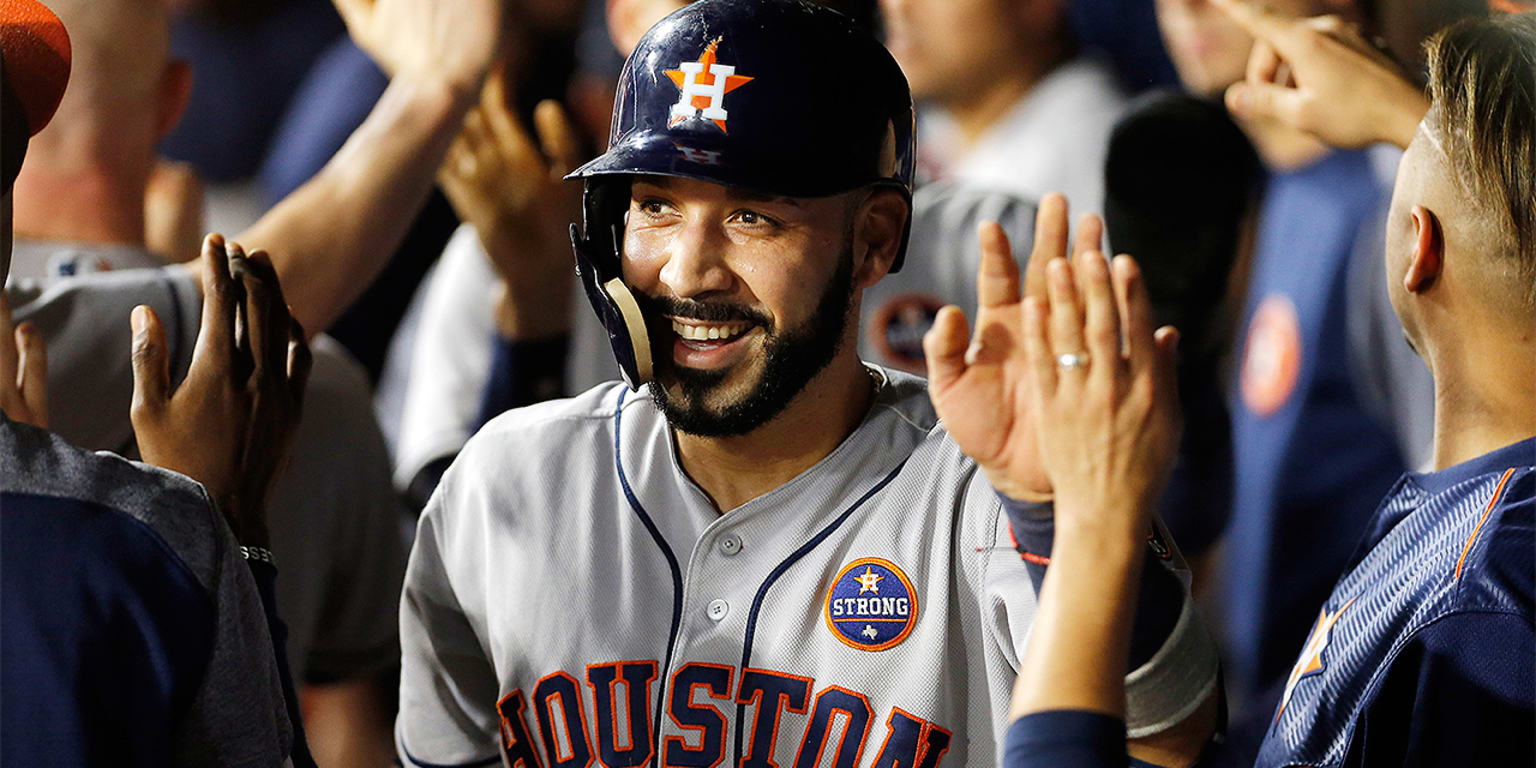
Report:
11,165,148,248
943,44,1068,149
673,351,877,514
1427,321,1536,471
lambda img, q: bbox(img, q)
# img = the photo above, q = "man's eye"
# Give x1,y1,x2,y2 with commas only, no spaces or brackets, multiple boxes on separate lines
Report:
735,210,775,227
639,200,667,215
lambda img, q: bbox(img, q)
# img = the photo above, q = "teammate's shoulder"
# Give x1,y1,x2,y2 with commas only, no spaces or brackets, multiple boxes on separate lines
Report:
0,419,225,586
1452,464,1534,614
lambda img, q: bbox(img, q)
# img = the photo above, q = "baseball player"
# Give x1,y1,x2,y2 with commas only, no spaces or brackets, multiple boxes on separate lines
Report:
396,3,1217,767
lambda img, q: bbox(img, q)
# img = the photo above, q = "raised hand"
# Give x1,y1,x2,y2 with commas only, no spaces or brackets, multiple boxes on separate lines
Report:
1213,0,1428,150
1021,249,1181,540
925,194,1105,500
0,294,48,428
130,234,312,547
333,0,504,96
439,68,583,339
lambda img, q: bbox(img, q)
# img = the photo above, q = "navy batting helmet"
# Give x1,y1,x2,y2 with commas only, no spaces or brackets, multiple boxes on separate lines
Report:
567,0,917,389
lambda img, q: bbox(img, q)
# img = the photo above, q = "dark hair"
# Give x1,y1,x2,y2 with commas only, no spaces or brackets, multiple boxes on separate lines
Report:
1425,12,1536,304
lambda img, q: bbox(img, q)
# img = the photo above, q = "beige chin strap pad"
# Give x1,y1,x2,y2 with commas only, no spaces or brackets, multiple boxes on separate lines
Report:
604,277,653,385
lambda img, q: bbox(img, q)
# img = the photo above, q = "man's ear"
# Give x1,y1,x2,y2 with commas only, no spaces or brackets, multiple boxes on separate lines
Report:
155,59,193,141
1405,204,1444,294
853,188,908,289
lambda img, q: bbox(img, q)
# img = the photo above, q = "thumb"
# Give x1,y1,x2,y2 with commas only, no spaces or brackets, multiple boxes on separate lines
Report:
923,305,972,392
130,305,170,419
1225,81,1305,128
1152,325,1181,406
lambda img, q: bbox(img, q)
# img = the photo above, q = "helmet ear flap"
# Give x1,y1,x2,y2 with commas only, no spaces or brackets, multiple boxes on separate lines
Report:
572,178,654,390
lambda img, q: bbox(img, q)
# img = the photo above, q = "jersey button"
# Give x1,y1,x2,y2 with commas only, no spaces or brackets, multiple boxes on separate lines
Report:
719,534,743,556
706,599,729,621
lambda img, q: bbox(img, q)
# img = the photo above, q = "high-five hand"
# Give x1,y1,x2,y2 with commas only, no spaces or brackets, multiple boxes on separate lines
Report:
1021,250,1181,540
130,234,313,548
333,0,504,97
925,194,1105,501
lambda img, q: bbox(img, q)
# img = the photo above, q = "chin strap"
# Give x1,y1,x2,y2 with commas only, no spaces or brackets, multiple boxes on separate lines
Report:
571,222,653,390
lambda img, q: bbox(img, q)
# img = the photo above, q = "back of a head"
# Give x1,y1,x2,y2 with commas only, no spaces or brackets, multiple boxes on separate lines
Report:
1425,11,1536,306
19,0,169,166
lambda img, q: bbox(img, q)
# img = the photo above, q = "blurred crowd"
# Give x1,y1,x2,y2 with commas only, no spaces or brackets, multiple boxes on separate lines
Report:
0,0,1531,766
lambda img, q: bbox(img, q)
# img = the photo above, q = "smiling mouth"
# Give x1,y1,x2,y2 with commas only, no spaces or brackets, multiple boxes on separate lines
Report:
670,318,754,350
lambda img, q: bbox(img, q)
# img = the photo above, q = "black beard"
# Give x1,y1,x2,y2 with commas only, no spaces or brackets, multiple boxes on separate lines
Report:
637,244,857,438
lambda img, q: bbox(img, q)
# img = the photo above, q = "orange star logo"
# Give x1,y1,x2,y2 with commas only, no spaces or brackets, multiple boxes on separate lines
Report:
1275,597,1356,723
855,567,884,594
664,38,753,133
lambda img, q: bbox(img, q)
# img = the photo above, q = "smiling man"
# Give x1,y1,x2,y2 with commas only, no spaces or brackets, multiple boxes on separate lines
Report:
394,2,1218,768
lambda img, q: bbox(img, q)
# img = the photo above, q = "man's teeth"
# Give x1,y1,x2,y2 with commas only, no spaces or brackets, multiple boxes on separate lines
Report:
672,320,748,342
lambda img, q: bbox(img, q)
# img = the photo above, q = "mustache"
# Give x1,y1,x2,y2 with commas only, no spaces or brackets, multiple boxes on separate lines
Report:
636,293,772,327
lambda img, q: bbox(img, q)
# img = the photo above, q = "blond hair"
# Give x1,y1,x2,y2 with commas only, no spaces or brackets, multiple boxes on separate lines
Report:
1425,12,1536,305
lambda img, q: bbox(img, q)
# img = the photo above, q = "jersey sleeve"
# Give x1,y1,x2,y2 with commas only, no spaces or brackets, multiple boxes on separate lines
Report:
9,266,201,453
173,488,296,767
1347,611,1535,767
285,338,409,684
397,473,506,767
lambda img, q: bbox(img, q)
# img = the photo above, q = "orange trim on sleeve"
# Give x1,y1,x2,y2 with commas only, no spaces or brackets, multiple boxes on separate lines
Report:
1455,468,1516,581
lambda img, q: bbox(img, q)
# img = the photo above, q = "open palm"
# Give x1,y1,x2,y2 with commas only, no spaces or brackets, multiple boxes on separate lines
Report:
926,196,1099,500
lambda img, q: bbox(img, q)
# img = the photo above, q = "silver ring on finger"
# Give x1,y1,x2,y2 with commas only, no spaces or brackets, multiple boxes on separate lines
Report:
1056,352,1090,370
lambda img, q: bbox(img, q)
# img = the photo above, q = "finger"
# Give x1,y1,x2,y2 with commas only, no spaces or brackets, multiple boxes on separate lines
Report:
1022,296,1056,401
976,221,1021,308
1046,257,1087,377
130,305,170,418
1071,212,1104,261
1225,80,1305,126
286,315,313,412
1153,325,1182,408
14,322,48,427
1113,255,1158,376
1025,194,1070,301
1248,38,1284,85
193,233,236,367
481,67,538,162
533,99,583,178
235,249,290,386
1211,0,1303,54
923,305,972,390
224,239,255,383
1079,251,1123,385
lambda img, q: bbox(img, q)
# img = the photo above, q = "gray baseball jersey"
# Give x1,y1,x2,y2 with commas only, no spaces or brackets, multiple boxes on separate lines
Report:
398,369,1213,768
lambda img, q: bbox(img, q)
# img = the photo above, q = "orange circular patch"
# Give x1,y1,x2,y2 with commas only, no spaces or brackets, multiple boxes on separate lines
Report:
1240,295,1302,417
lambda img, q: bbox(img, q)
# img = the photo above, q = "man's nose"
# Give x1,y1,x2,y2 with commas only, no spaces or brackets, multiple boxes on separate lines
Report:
658,220,734,299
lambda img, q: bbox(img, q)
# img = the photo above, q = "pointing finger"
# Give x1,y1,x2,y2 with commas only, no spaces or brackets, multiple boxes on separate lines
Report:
193,233,236,370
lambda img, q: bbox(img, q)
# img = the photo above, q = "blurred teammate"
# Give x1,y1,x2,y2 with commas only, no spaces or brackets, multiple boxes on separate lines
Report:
881,0,1126,215
996,8,1535,766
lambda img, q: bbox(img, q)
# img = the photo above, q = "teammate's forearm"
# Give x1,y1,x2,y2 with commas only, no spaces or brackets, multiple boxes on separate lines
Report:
232,76,473,336
1011,527,1143,719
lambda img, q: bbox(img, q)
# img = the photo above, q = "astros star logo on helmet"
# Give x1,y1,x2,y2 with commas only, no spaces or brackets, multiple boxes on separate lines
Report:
665,37,753,132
